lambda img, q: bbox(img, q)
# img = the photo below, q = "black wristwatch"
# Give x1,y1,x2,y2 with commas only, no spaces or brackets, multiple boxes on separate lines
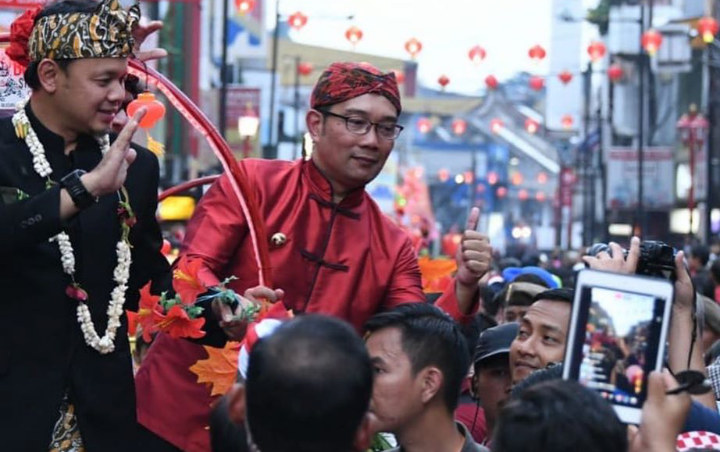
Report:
60,169,97,210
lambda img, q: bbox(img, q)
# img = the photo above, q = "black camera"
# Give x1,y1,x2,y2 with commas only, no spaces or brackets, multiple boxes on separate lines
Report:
587,240,678,279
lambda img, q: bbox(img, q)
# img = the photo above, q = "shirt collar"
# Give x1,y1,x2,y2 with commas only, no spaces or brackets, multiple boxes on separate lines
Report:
24,102,102,156
303,158,365,209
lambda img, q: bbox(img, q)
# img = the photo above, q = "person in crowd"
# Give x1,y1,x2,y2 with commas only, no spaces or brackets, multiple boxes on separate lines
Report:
492,280,547,324
690,244,715,299
458,322,517,445
217,315,374,452
136,61,493,450
364,303,489,452
0,1,170,449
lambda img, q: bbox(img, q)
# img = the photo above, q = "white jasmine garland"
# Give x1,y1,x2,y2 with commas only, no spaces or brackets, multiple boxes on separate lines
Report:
14,98,131,354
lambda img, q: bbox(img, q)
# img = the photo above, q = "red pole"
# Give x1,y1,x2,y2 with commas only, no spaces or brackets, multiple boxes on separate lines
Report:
689,130,696,238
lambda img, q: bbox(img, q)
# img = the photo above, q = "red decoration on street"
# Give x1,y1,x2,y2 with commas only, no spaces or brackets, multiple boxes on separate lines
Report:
528,44,546,62
537,171,548,184
511,172,524,186
490,118,504,134
529,76,544,91
607,63,624,82
288,11,308,31
558,70,573,85
642,29,663,55
536,191,546,202
127,92,166,129
496,186,507,198
468,45,487,64
525,118,539,134
561,114,574,129
677,104,709,236
485,74,498,90
297,62,313,76
235,0,256,14
393,69,405,84
587,41,606,62
417,117,432,134
518,189,529,201
345,26,363,46
438,74,450,89
438,168,450,182
451,118,467,136
405,38,423,59
487,171,498,185
697,17,719,43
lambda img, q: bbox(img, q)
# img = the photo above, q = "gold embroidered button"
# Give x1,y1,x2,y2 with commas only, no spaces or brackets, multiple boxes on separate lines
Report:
270,232,287,247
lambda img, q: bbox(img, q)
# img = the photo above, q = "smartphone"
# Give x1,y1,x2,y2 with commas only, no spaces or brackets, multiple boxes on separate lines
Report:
562,269,674,424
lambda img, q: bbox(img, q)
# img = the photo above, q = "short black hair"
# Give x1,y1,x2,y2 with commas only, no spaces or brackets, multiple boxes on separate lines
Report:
495,379,627,452
692,244,710,266
532,287,574,304
364,303,469,412
24,0,102,90
246,315,372,452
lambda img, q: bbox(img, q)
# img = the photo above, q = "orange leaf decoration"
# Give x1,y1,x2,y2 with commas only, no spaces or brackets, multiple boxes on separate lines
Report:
417,256,457,293
189,342,241,397
159,305,206,340
173,258,207,303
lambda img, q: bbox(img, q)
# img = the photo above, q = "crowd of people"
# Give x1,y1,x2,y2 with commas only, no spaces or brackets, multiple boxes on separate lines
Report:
3,1,720,451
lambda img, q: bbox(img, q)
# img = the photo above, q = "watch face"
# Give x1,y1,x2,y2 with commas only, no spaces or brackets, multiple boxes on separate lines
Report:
62,170,95,209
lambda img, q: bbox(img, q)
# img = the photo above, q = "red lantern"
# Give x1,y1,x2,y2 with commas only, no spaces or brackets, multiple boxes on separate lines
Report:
487,171,498,185
405,38,423,59
587,41,606,62
536,191,546,202
345,26,363,46
528,44,546,62
288,11,308,31
518,189,529,201
561,114,574,129
537,172,548,184
438,168,450,182
496,186,507,198
697,17,719,44
126,92,166,129
468,45,487,64
525,118,539,134
392,69,405,84
529,76,544,91
485,75,498,90
464,171,474,184
297,62,313,76
235,0,255,14
438,74,450,89
558,70,573,85
417,117,432,134
452,118,467,136
642,29,663,55
490,118,503,134
608,63,624,82
511,172,524,186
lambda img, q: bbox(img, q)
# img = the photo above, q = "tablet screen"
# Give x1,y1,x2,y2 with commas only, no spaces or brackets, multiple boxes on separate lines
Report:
569,286,667,409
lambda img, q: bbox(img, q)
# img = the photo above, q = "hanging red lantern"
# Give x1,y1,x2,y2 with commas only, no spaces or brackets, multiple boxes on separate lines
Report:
468,45,487,64
392,69,405,84
529,76,544,91
558,70,573,85
587,41,606,62
404,38,423,59
485,74,498,90
642,29,663,55
288,11,308,31
528,44,546,62
697,17,719,43
490,118,504,134
525,118,539,134
561,114,574,129
511,172,524,186
438,74,450,89
464,171,474,184
536,191,546,202
235,0,256,14
487,171,498,185
496,186,508,198
417,117,432,134
537,172,548,184
126,92,166,129
607,63,624,82
518,189,529,201
297,62,313,76
451,118,467,135
438,168,450,182
345,26,363,46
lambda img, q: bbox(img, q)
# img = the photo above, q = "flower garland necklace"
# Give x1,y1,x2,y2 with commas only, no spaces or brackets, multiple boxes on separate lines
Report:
12,99,134,354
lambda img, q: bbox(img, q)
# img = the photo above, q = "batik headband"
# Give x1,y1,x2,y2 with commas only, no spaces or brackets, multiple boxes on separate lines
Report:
27,0,139,62
310,62,402,114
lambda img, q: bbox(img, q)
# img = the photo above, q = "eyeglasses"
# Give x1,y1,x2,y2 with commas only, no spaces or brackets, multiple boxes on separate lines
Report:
320,110,404,140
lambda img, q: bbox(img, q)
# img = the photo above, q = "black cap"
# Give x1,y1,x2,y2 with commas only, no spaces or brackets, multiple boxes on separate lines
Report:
473,323,518,366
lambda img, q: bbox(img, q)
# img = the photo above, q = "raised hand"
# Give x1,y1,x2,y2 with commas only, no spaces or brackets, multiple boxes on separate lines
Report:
583,236,641,275
455,206,492,287
132,20,168,63
213,285,285,340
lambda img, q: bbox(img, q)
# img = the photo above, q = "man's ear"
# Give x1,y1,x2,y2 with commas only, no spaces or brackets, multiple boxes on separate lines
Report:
419,366,443,404
352,412,374,452
226,383,247,425
36,59,62,94
306,109,324,142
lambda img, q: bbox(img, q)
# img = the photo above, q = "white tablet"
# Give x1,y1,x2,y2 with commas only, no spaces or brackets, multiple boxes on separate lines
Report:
562,269,674,424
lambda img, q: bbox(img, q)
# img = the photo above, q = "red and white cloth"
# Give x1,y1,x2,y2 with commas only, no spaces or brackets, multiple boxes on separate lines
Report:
677,431,720,451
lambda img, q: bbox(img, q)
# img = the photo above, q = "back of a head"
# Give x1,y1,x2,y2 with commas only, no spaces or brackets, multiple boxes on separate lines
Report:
364,303,469,413
692,244,710,266
495,379,627,452
246,315,372,452
532,287,574,305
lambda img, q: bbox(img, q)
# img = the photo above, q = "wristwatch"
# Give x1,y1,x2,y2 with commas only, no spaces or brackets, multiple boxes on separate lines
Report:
60,169,97,209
